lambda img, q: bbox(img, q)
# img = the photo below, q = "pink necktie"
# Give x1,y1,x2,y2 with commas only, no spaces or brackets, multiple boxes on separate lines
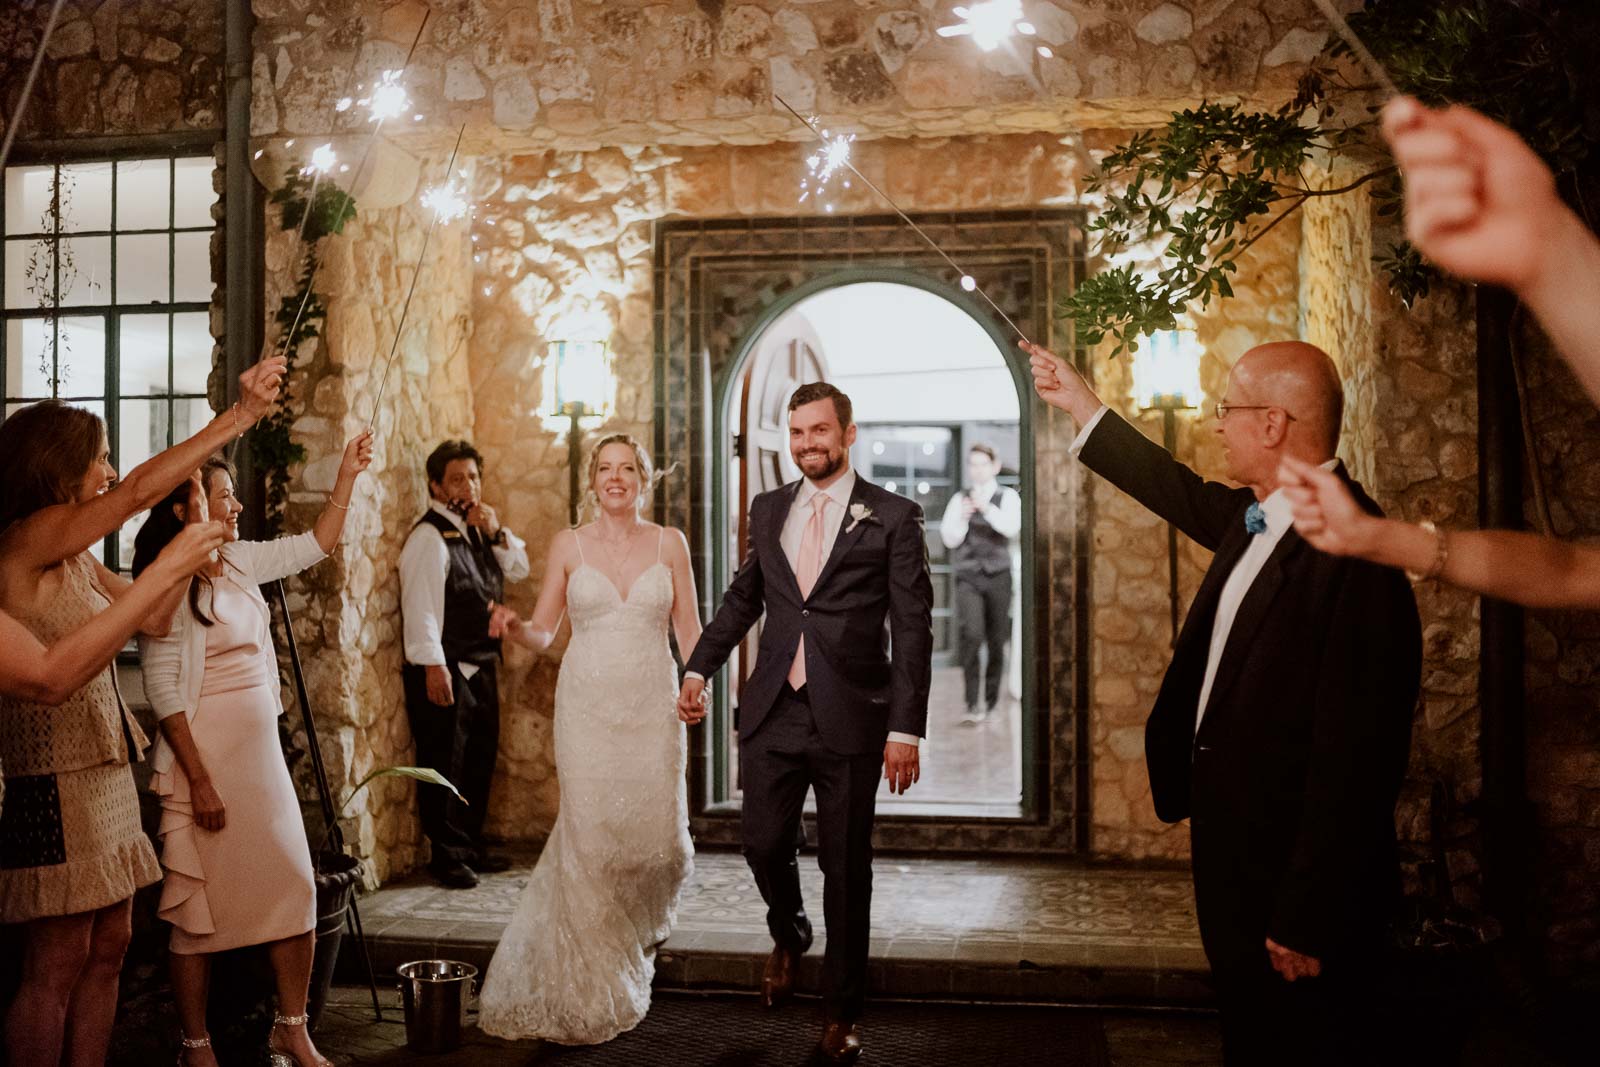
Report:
788,494,829,689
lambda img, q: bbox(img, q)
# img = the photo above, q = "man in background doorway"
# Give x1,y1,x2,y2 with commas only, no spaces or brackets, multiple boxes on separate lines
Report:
938,442,1021,724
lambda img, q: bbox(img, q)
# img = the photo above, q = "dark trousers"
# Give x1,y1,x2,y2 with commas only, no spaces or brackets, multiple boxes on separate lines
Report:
739,687,882,1022
955,570,1011,710
403,661,499,868
1213,948,1396,1067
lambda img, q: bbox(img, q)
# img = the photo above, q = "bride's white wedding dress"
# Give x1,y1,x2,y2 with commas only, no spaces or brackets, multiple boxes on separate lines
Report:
477,531,694,1044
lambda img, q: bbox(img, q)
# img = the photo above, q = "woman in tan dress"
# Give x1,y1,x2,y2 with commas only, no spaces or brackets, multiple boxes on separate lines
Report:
0,357,284,1067
135,437,370,1067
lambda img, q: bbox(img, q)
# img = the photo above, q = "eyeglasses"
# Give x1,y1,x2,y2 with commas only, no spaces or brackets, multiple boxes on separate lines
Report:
1213,402,1297,422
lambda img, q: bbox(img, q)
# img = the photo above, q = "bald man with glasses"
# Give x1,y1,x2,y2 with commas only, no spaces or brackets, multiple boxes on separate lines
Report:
1027,340,1421,1067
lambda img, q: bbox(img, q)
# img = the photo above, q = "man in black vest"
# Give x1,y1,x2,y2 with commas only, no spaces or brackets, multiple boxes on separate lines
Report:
938,442,1021,723
399,440,530,888
1028,339,1421,1066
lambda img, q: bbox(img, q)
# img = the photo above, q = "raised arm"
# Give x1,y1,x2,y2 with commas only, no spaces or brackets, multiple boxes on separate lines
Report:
1282,456,1600,609
0,521,225,705
312,430,374,554
7,356,285,571
1383,97,1600,409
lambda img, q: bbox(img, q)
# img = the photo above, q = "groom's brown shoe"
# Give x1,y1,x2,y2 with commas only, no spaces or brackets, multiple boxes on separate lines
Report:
761,945,800,1009
818,1020,863,1064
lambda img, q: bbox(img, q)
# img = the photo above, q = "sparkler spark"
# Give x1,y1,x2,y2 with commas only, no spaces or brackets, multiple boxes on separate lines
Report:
798,127,856,209
420,177,470,224
937,1,1037,52
302,143,338,176
358,70,411,124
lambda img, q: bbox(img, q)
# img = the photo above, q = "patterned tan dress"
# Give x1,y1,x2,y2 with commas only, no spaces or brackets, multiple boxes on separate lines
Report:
0,553,161,921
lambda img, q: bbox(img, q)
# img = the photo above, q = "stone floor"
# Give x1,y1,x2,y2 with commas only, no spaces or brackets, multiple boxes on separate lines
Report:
345,849,1212,1006
312,985,1224,1066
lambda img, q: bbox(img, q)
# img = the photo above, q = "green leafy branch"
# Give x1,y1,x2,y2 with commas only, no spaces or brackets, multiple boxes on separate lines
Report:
248,169,357,534
316,766,464,856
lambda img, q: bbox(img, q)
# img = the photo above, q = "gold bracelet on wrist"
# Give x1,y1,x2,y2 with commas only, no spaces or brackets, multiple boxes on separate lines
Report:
1406,520,1450,582
328,497,351,511
230,403,242,438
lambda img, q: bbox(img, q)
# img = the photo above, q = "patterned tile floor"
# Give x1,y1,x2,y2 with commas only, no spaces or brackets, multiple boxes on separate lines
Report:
351,850,1209,1004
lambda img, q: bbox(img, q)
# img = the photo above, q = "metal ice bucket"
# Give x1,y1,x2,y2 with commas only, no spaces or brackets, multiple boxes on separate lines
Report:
396,959,478,1053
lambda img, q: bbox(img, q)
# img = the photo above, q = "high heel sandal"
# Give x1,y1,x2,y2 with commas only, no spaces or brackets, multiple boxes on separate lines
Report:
177,1033,211,1065
268,1013,333,1067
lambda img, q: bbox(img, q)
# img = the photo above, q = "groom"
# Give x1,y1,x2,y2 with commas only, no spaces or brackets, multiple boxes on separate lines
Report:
677,382,933,1064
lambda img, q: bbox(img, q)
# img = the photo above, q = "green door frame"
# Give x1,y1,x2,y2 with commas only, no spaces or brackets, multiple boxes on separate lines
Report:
705,267,1040,821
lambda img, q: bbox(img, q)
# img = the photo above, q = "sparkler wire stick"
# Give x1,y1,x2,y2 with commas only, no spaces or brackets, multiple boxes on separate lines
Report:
775,94,1032,344
366,124,467,427
271,7,432,364
1307,0,1401,98
0,0,67,173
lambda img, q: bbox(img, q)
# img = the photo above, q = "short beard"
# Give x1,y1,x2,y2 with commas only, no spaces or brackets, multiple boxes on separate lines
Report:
797,449,843,481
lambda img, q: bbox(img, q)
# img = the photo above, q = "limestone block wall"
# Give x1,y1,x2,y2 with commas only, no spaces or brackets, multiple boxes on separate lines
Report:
267,185,476,884
250,0,1332,151
0,0,224,139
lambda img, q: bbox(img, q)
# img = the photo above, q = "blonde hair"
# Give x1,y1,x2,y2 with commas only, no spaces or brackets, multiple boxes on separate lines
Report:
582,434,672,522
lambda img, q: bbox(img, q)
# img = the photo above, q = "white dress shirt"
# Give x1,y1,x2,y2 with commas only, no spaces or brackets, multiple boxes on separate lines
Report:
693,468,920,746
1070,405,1336,732
399,499,530,670
938,479,1022,550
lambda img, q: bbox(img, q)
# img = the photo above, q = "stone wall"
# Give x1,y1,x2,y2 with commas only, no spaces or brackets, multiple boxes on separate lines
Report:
0,0,223,139
1301,181,1486,913
269,184,476,884
251,0,1331,151
1520,320,1600,971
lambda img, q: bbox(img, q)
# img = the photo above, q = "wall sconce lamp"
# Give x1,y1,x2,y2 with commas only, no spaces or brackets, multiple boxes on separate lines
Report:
546,340,615,525
1134,329,1202,644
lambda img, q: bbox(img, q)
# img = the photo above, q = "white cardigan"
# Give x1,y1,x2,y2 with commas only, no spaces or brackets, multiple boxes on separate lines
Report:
138,532,327,775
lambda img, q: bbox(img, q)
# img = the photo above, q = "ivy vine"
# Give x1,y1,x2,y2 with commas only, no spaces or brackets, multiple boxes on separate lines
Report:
249,169,358,535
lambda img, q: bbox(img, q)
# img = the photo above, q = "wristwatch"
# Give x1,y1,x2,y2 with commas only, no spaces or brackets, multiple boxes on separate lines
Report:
489,528,508,547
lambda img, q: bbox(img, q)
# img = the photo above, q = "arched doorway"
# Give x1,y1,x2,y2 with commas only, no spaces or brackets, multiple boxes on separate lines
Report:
714,278,1032,819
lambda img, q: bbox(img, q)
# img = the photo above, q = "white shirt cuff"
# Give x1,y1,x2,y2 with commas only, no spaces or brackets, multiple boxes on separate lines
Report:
887,731,921,745
1068,404,1110,455
684,671,705,682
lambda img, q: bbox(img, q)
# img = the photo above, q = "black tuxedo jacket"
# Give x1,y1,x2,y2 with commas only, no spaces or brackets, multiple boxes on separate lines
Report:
1081,412,1421,970
686,476,934,755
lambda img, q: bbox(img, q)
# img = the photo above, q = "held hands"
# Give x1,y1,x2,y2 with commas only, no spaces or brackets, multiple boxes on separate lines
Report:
487,601,519,639
1278,456,1378,559
238,355,288,422
190,777,227,832
424,664,454,707
676,676,711,725
883,740,920,795
1381,96,1564,296
340,429,375,479
1265,937,1321,982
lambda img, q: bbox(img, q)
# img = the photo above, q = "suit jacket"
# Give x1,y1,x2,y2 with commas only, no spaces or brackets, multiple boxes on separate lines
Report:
686,476,935,755
1081,412,1421,970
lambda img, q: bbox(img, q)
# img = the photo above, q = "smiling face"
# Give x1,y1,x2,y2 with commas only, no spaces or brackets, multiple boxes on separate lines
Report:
788,397,856,485
592,440,643,514
204,469,244,542
75,429,116,502
430,457,482,510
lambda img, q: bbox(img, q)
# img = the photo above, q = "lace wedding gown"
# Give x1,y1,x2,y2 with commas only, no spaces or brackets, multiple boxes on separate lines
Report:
477,535,694,1045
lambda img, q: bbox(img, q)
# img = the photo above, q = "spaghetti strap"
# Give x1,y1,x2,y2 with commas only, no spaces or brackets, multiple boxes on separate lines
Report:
656,525,665,564
574,525,586,564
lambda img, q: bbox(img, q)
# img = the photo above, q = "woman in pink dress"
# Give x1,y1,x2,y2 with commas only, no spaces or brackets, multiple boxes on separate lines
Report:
134,433,371,1067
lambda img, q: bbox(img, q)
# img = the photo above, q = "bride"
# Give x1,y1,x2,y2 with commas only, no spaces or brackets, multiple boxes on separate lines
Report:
477,434,702,1045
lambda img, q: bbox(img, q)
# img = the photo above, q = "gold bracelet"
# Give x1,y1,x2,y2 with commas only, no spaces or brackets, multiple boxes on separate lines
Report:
231,402,242,438
1407,520,1449,582
328,497,351,511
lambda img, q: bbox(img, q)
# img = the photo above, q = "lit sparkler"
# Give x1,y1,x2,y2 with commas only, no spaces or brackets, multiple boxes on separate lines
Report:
420,177,470,224
799,127,855,211
936,1,1049,57
302,143,338,177
358,69,411,124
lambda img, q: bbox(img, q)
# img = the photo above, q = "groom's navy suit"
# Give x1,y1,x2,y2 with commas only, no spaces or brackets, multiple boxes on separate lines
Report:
1079,411,1420,1066
687,472,933,1020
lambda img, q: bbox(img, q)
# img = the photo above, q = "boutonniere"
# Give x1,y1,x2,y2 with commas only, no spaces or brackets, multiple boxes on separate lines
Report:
845,502,877,533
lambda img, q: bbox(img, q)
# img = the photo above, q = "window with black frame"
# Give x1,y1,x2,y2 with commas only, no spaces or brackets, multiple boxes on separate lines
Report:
2,157,218,572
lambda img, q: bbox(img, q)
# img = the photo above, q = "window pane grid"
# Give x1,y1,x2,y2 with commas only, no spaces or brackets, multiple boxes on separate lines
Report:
0,154,218,572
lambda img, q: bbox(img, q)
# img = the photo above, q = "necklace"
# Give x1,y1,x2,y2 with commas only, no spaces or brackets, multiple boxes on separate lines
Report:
590,522,643,576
